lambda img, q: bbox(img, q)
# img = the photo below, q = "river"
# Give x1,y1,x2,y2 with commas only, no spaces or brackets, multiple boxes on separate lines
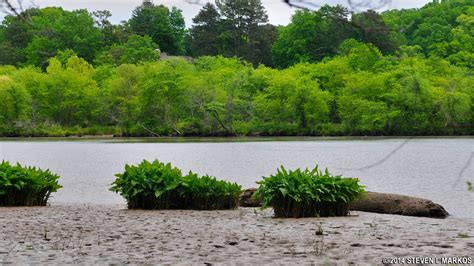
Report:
1,137,473,218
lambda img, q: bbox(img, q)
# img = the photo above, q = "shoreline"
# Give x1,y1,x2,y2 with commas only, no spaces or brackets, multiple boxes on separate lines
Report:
2,135,474,143
1,204,473,264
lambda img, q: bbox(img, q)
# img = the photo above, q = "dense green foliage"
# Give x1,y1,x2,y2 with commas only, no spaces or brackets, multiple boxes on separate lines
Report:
94,35,161,66
110,160,183,209
272,6,396,68
181,172,243,210
254,166,365,218
0,2,182,67
0,7,102,68
1,46,472,137
129,1,186,55
0,0,472,136
187,1,277,66
383,0,474,68
273,0,474,68
0,161,62,206
110,160,242,210
0,0,472,68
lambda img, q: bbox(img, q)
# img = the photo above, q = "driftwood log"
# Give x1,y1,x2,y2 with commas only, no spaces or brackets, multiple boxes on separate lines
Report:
349,192,448,218
239,189,449,218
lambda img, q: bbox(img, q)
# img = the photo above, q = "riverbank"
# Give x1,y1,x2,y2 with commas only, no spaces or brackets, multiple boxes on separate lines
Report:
0,204,473,264
2,135,474,143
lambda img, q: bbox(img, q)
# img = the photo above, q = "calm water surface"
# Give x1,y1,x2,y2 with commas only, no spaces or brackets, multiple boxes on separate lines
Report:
1,138,473,218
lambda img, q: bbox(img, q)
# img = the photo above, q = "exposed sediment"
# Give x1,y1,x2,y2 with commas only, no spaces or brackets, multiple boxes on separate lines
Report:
0,204,472,264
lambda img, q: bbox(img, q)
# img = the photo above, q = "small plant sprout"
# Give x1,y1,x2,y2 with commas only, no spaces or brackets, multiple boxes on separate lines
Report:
315,223,324,236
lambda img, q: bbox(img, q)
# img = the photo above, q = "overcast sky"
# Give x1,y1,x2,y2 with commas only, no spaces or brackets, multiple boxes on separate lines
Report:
6,0,432,26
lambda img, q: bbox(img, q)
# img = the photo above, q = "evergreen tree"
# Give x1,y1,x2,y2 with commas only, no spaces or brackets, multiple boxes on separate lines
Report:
188,0,275,66
352,10,397,54
215,0,269,58
187,3,221,57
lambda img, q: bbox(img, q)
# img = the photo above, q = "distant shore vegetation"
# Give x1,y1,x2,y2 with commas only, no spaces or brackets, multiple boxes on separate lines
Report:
0,0,472,137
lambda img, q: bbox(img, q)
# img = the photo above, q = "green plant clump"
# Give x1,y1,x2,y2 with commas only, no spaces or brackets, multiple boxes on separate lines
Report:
181,173,242,210
254,166,365,218
0,161,62,206
110,160,242,210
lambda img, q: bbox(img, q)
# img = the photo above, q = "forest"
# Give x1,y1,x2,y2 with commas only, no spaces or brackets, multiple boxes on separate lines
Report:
0,0,472,137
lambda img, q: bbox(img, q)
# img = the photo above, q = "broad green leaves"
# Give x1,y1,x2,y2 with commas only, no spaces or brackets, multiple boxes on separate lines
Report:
254,165,365,218
0,161,61,206
110,159,242,210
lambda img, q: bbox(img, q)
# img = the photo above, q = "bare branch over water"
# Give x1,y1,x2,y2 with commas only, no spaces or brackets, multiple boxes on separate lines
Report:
184,0,392,11
0,0,36,21
337,137,414,171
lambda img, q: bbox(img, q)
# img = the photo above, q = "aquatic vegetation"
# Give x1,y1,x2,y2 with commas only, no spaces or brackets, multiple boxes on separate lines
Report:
110,160,242,210
181,173,242,210
254,166,365,218
110,160,183,209
0,161,62,206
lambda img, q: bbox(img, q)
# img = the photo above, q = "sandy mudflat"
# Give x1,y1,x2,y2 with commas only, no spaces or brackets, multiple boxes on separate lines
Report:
0,205,473,265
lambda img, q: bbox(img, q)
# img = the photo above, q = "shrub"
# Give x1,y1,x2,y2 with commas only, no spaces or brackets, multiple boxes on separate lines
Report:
110,160,242,210
254,166,365,218
0,161,62,206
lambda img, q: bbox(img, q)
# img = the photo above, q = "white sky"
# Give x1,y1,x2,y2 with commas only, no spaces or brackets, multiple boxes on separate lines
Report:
5,0,432,27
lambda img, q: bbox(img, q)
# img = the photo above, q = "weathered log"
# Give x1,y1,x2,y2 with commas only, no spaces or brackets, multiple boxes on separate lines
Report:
239,189,449,218
349,192,449,218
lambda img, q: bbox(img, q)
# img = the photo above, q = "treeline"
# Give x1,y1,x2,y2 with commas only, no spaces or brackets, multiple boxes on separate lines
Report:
274,0,474,68
0,0,472,68
0,0,473,137
1,43,472,137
